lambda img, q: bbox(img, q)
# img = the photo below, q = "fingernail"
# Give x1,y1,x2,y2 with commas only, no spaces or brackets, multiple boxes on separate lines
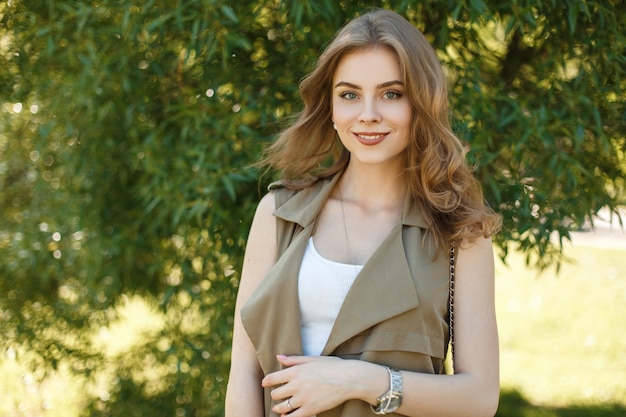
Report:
276,354,287,360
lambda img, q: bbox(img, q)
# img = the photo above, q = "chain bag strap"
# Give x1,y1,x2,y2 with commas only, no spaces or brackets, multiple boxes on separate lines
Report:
448,245,456,368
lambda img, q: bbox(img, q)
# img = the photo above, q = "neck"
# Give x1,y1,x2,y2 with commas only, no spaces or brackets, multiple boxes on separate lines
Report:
338,162,406,212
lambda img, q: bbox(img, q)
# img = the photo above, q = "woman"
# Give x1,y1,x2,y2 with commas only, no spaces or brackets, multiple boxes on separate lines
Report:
226,8,501,417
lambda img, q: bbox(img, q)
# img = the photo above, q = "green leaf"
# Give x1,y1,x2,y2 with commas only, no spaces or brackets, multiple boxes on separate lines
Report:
220,5,239,24
221,174,236,201
567,0,579,35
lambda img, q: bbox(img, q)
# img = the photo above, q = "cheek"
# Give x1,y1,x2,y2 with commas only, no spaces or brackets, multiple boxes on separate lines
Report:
331,97,341,117
394,104,413,128
331,102,356,126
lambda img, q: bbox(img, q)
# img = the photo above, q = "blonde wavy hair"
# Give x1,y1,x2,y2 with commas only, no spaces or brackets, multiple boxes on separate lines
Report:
260,8,501,248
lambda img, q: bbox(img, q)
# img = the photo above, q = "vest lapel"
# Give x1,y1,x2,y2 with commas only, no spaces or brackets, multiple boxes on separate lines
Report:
240,223,312,375
273,175,340,227
321,224,420,355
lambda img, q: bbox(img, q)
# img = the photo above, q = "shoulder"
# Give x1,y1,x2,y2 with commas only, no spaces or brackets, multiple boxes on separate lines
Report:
255,191,277,219
455,237,494,272
245,192,278,253
453,237,496,303
456,236,494,259
240,193,279,285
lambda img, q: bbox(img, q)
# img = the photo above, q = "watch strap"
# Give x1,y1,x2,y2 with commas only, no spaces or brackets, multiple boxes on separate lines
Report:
370,366,403,415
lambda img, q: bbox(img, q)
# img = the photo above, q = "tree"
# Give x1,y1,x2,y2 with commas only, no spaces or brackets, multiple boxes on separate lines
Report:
0,1,624,416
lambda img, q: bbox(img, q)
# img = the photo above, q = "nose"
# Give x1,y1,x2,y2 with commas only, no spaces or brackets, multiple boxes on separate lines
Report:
358,99,381,124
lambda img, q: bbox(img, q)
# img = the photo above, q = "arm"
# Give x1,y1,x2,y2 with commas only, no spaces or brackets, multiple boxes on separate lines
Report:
391,236,500,416
263,237,499,417
225,192,278,417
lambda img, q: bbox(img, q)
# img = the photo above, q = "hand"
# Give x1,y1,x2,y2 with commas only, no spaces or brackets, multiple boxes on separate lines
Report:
261,355,358,417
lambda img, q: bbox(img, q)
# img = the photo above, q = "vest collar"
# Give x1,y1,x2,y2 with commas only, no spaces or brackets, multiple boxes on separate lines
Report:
273,173,429,229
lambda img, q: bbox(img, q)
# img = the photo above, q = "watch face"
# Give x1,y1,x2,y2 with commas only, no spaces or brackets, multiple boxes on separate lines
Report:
387,395,402,412
372,394,401,414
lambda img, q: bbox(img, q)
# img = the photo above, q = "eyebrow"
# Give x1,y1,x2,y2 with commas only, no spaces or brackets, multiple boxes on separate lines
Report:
334,80,404,89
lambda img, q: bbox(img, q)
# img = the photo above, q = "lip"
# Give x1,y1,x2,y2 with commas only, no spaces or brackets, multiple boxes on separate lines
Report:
352,131,388,146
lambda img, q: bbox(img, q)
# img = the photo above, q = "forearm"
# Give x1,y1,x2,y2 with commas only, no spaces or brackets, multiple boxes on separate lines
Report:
348,360,498,417
396,370,499,417
225,323,265,417
225,370,264,417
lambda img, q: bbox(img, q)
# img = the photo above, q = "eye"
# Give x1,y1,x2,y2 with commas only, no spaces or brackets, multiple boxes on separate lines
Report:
339,91,358,100
383,90,402,100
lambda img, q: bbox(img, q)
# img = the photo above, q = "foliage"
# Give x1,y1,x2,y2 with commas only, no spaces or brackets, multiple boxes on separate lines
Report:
497,389,626,417
0,0,624,416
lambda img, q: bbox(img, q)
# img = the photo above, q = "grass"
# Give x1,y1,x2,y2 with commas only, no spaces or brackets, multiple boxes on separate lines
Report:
495,242,626,416
1,241,625,416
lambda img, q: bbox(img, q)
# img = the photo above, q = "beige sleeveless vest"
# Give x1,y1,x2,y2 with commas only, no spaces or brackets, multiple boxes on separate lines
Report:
241,174,450,417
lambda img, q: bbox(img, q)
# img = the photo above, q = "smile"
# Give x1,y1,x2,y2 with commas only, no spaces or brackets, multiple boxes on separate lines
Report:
353,132,388,146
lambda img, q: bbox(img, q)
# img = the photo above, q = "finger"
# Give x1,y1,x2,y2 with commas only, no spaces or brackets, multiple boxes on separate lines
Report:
273,398,297,416
261,366,291,388
261,372,282,388
276,354,318,367
269,383,292,402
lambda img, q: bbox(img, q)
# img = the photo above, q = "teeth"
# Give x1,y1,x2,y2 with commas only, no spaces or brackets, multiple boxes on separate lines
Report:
358,134,384,139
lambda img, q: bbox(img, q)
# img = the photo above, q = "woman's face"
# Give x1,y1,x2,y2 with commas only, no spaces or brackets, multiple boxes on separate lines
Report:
332,47,412,169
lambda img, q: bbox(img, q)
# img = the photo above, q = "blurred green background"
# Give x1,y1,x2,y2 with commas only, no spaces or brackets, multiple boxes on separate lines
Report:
1,1,624,416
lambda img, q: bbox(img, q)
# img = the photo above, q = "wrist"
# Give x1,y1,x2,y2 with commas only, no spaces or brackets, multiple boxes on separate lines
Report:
350,361,389,404
370,366,403,415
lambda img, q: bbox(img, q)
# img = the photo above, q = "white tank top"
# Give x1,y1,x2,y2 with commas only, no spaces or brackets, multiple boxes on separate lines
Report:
298,237,363,356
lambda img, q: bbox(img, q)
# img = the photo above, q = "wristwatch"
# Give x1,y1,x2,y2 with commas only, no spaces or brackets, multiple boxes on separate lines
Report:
370,366,403,415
